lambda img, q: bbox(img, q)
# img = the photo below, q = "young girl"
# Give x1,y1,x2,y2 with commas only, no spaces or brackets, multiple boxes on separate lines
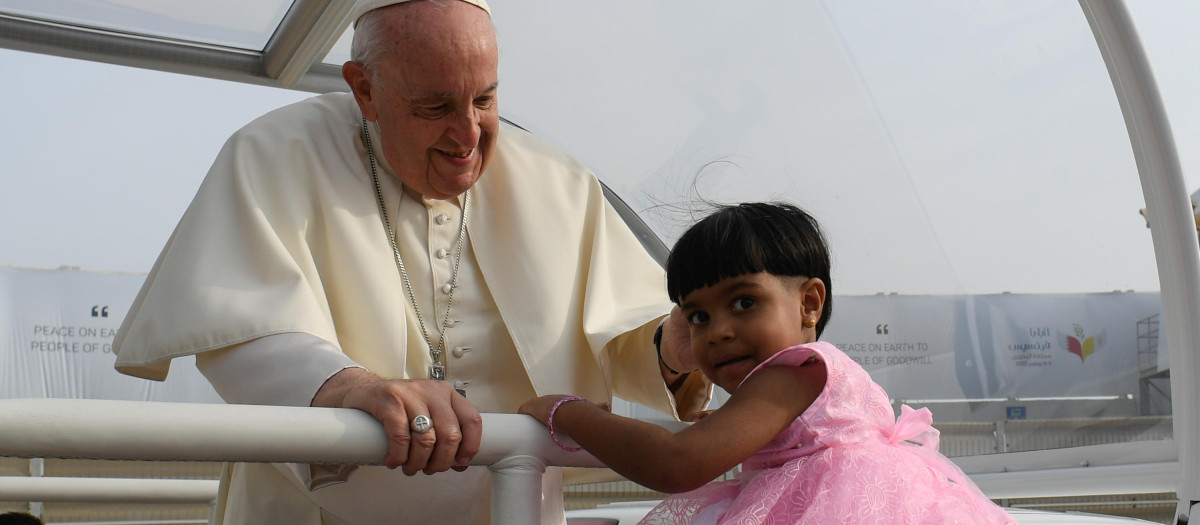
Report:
520,202,1016,524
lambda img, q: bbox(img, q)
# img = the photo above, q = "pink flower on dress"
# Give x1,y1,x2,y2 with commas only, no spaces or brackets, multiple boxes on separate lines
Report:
855,470,897,514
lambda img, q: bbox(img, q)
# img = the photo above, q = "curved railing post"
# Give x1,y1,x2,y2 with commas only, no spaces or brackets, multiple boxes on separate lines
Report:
489,455,547,524
1079,1,1200,521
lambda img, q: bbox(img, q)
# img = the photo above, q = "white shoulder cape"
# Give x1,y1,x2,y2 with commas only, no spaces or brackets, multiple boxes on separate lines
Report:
114,92,675,409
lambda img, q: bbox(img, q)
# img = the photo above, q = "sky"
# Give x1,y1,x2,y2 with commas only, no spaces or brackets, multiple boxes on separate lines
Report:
0,1,1197,297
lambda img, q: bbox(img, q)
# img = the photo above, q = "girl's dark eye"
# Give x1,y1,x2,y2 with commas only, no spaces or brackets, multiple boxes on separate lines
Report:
732,297,755,311
687,311,709,325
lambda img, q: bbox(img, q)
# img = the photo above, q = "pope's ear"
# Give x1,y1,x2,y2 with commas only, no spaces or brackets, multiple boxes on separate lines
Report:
799,277,826,321
342,61,378,121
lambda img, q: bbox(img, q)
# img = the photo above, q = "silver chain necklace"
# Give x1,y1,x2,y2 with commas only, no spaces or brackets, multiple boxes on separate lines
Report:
362,117,470,383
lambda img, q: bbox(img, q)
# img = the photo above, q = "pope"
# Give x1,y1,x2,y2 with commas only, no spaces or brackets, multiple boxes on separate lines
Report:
112,0,709,523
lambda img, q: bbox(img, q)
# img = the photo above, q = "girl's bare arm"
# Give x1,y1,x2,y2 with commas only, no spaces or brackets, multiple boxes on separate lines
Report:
519,361,826,493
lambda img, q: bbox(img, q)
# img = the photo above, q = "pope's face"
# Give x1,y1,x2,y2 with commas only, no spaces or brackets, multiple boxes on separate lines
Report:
346,2,499,200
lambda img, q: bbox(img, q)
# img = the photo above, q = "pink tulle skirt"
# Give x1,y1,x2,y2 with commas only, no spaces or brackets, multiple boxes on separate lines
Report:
638,440,1016,524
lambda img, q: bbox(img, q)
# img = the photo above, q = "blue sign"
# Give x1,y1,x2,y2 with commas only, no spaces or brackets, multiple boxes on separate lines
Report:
1006,406,1027,420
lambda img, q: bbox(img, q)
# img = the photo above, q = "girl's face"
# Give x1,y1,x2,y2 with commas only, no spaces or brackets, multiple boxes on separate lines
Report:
679,272,825,392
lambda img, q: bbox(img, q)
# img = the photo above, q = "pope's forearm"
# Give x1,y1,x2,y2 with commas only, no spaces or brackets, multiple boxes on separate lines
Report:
661,362,688,392
311,367,380,408
195,333,364,407
670,372,713,422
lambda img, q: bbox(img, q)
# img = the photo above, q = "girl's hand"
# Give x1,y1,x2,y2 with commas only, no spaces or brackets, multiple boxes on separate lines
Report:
518,395,566,426
518,395,611,427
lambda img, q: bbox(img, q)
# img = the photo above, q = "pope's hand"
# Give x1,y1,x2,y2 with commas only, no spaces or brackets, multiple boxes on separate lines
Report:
659,306,698,373
312,368,482,476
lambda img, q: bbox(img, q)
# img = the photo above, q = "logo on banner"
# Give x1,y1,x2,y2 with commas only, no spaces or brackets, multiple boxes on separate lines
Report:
1057,324,1105,363
1005,327,1053,367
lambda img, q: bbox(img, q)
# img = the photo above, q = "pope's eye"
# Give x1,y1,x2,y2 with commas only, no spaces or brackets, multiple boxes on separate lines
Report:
417,104,450,117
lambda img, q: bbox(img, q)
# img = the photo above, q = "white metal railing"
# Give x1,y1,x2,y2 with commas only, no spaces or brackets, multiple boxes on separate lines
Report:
0,398,638,524
0,477,218,504
893,395,1132,405
0,398,1186,521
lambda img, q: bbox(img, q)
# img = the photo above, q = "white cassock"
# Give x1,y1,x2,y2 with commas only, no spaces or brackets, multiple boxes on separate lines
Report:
113,92,710,524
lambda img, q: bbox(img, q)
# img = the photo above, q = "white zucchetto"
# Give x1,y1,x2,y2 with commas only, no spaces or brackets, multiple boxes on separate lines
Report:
350,0,491,27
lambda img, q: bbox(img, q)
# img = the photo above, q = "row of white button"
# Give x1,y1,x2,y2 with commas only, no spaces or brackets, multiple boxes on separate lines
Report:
434,210,465,391
435,203,452,258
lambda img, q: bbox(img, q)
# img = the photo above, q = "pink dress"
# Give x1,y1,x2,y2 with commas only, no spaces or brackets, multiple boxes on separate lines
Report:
638,342,1017,524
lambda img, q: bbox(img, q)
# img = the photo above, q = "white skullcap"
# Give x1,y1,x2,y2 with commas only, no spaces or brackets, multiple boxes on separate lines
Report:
349,0,491,27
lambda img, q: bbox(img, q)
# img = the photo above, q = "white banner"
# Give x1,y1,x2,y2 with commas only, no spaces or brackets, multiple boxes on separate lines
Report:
0,266,221,403
824,294,963,398
0,266,1166,420
822,292,1162,421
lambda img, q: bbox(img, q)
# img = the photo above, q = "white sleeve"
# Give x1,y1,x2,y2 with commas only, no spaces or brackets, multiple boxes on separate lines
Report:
195,332,364,407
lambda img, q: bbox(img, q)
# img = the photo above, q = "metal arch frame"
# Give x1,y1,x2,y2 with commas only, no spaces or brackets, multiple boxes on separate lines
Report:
1077,1,1200,521
264,0,355,88
0,0,353,93
952,1,1200,516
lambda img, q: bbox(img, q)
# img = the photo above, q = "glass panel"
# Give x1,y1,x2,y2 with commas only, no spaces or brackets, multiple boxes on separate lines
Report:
0,0,293,50
1128,1,1200,198
484,2,1178,454
0,48,310,271
324,25,352,66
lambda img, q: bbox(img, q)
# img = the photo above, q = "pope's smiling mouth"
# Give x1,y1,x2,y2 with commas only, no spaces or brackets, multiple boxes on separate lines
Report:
438,148,472,159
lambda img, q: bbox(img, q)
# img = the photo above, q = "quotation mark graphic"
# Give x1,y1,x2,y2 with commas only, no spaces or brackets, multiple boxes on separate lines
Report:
876,324,889,335
91,305,109,318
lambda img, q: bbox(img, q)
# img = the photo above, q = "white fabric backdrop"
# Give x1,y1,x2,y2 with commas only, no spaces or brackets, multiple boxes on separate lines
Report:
822,292,1162,421
1,265,1161,419
0,266,221,402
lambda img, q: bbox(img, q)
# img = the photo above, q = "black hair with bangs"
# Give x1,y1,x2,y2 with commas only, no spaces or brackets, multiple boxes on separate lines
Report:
665,202,833,336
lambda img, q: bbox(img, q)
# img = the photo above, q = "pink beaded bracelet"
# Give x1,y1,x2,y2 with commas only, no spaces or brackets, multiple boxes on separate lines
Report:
547,395,587,452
